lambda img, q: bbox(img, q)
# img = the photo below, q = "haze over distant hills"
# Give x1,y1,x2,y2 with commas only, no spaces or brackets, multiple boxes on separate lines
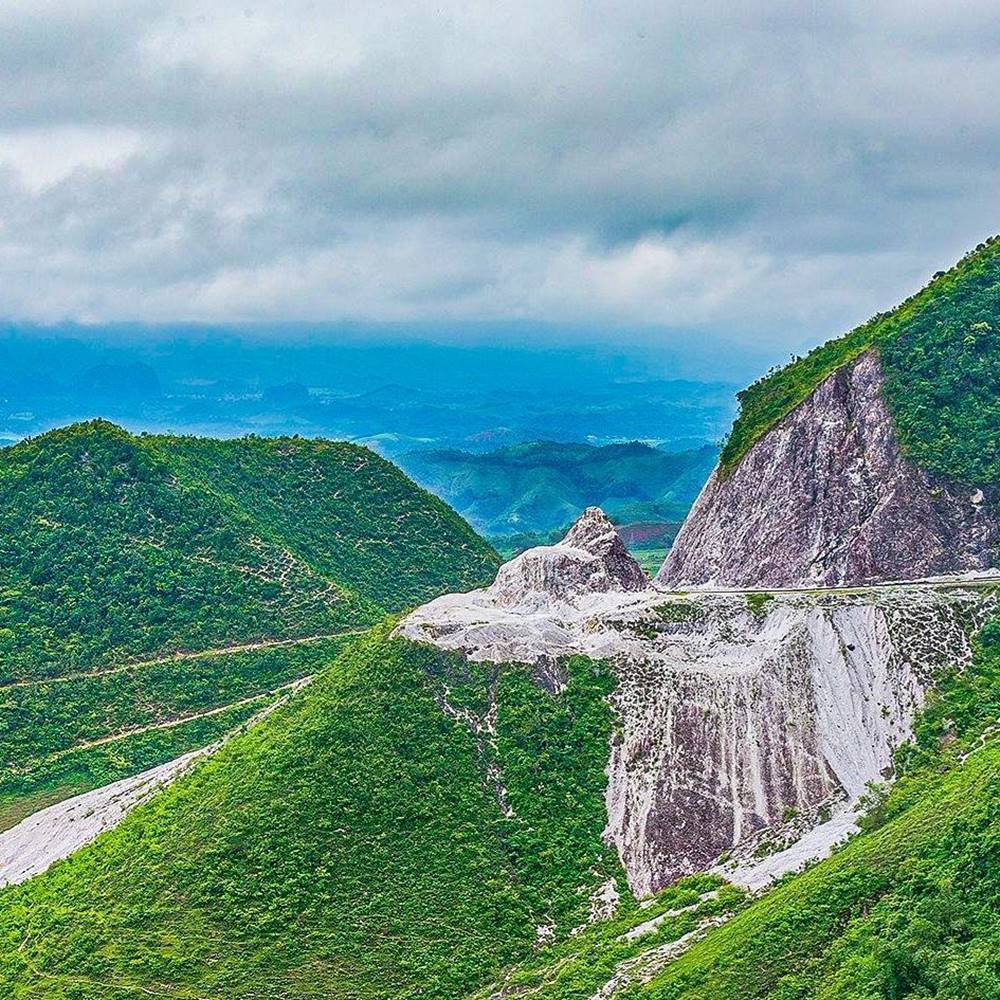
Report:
0,329,739,456
400,440,718,541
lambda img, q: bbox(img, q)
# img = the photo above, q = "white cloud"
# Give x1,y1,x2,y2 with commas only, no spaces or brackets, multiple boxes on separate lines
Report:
0,125,144,192
0,0,998,346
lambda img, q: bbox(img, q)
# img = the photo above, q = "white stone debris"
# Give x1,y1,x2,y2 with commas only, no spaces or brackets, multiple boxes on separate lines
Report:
0,675,313,888
400,507,998,896
0,750,205,888
588,877,622,923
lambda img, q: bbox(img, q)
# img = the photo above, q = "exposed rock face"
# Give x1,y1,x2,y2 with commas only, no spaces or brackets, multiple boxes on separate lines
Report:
401,529,997,895
604,588,995,894
659,350,999,589
399,507,652,664
489,507,646,609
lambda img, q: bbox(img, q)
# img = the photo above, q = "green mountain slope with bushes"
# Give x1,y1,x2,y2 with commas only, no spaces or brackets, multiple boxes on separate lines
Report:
0,631,625,998
460,607,1000,1000
722,235,1000,486
399,440,717,539
0,421,497,828
17,611,998,1000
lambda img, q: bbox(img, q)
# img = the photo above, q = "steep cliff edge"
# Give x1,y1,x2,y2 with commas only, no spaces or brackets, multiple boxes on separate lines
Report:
401,509,998,895
659,350,997,588
660,236,1000,588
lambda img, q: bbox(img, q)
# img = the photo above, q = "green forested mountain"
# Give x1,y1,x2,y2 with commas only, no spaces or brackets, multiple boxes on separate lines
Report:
0,421,497,830
723,235,1000,486
0,632,631,998
398,441,717,539
9,608,999,1000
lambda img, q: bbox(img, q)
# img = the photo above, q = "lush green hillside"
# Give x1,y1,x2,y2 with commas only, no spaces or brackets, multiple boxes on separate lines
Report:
0,631,625,998
0,421,498,827
722,235,1000,487
398,440,717,539
153,433,496,612
18,613,997,1000
0,636,349,833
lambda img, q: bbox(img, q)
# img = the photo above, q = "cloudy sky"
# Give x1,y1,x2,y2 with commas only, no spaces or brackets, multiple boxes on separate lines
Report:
2,1,1000,353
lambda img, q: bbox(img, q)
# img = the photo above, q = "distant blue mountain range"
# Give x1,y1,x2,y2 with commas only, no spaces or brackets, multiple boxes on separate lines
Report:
0,327,740,458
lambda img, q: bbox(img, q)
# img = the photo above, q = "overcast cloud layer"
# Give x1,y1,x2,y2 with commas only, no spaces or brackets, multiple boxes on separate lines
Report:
2,1,1000,349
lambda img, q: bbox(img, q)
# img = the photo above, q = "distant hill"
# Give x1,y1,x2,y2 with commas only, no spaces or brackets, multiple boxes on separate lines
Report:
398,440,718,539
0,421,497,829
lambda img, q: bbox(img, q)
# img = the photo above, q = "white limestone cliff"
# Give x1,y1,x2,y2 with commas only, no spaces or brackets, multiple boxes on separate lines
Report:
401,507,997,895
658,351,998,589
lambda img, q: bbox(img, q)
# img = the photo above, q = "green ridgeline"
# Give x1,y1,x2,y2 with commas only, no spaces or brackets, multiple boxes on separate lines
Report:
0,631,623,999
0,420,498,683
721,235,1000,488
0,421,498,831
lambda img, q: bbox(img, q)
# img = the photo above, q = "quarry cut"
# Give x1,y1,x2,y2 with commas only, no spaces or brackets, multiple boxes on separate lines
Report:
659,350,998,589
401,508,998,895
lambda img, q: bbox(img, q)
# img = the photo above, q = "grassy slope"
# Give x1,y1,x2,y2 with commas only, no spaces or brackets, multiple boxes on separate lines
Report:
0,636,350,833
721,235,1000,487
0,421,498,826
154,433,498,612
0,632,623,999
399,441,718,537
471,874,747,1000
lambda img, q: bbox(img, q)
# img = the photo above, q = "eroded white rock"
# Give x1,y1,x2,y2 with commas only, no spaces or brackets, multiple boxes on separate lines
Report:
658,351,999,589
400,513,997,896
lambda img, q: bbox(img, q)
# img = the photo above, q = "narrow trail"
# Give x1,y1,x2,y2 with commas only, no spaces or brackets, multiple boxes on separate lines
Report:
0,630,366,690
659,574,999,598
46,675,316,760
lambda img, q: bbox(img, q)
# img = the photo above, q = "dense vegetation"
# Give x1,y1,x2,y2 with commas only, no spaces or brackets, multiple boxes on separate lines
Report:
399,440,717,538
155,433,497,612
632,610,1000,999
0,637,350,832
472,874,746,1000
0,693,261,834
0,420,497,682
0,421,498,828
0,632,624,998
722,235,1000,487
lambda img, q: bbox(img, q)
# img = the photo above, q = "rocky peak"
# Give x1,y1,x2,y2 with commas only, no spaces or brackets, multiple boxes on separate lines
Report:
565,507,646,583
487,506,646,609
659,350,999,588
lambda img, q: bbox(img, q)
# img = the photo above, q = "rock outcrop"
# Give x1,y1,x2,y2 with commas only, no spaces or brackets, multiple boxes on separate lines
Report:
604,588,995,893
400,520,998,895
489,506,646,608
658,350,998,589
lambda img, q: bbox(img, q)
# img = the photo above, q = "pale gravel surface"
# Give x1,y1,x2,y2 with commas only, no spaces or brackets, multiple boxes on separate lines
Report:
0,675,314,889
717,806,861,892
0,750,206,888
